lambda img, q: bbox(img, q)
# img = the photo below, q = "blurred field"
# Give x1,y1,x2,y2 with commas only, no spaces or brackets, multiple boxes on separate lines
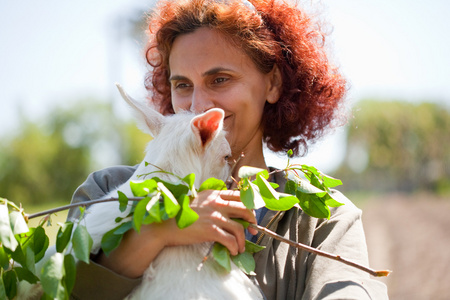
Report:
25,201,69,245
361,193,450,300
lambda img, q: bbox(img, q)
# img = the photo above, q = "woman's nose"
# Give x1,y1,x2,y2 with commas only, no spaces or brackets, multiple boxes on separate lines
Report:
190,88,214,113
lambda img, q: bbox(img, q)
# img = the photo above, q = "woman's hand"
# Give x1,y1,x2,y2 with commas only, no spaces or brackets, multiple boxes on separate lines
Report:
96,189,257,278
165,190,258,254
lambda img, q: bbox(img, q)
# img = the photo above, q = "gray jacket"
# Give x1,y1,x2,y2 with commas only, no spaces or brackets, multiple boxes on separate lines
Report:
68,165,388,300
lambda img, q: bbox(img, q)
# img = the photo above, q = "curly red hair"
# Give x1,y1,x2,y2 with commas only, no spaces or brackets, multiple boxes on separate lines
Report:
144,0,347,156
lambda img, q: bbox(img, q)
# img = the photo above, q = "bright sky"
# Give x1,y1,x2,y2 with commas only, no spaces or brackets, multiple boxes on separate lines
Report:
1,0,449,173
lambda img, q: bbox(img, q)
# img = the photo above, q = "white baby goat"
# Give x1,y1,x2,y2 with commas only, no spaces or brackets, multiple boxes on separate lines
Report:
81,85,264,300
20,85,263,300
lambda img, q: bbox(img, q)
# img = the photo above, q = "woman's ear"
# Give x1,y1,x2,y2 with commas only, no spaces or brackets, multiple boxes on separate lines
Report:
266,64,283,104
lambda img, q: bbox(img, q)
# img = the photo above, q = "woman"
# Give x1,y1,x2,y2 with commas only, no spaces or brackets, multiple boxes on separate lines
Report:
68,0,388,299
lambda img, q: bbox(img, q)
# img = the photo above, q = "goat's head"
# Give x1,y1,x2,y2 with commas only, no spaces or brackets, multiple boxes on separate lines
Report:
116,84,231,187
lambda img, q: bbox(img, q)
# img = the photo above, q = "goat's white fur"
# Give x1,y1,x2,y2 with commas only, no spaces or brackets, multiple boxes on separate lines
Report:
21,84,263,299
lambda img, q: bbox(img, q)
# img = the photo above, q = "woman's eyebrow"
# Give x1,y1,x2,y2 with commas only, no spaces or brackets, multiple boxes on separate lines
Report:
169,67,233,82
169,75,187,82
202,67,233,76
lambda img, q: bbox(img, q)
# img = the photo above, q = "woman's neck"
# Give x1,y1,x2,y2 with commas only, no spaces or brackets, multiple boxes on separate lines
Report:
230,144,267,182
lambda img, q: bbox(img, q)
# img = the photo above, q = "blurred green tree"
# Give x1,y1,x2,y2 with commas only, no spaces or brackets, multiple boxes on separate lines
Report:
335,100,450,194
0,99,149,206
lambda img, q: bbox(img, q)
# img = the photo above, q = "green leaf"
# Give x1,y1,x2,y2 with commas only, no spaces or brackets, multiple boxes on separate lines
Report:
175,195,199,229
0,276,6,300
264,193,299,211
6,244,26,269
32,226,50,263
300,165,320,177
101,227,124,257
301,165,342,188
324,194,344,208
297,192,330,219
0,203,18,251
231,251,256,275
244,240,265,254
100,222,132,256
198,178,227,192
9,211,29,236
182,173,196,190
284,180,296,195
56,222,74,253
113,221,133,235
72,225,93,264
256,175,279,200
117,191,129,213
292,176,327,196
142,194,163,225
6,242,34,274
64,254,77,295
322,175,342,188
238,166,268,179
130,180,158,197
309,173,323,189
254,175,298,210
158,182,181,219
21,227,49,263
23,245,36,273
40,252,66,299
14,266,39,284
152,178,190,199
212,243,231,272
0,246,9,269
2,270,17,300
132,196,151,232
240,178,254,210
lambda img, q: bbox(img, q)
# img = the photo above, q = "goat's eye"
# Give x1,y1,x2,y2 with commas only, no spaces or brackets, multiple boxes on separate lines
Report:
224,155,230,161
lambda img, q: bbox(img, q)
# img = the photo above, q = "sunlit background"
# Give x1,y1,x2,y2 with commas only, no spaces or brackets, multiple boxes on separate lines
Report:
1,0,449,299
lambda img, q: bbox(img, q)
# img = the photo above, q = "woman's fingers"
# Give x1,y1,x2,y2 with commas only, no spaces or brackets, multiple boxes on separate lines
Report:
198,190,257,223
193,190,258,251
209,211,247,254
214,199,259,236
211,190,259,235
217,189,241,201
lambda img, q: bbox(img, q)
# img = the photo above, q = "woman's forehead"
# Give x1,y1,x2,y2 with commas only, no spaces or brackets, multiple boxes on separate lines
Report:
168,28,252,76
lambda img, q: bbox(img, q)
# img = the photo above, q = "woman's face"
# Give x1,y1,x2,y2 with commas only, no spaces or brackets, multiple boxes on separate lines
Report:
169,27,280,159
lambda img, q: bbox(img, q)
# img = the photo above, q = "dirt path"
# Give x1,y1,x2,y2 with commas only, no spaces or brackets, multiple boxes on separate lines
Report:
362,194,450,300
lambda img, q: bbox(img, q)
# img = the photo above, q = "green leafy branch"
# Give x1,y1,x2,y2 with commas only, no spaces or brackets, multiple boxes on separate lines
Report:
0,198,96,299
0,161,391,300
97,164,390,277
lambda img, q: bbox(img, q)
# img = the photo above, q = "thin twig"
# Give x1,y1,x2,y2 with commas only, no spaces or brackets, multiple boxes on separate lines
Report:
248,223,391,277
197,243,215,271
25,197,144,220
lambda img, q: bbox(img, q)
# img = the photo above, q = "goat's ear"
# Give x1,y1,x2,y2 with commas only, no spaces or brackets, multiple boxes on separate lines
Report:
116,83,164,136
191,108,224,148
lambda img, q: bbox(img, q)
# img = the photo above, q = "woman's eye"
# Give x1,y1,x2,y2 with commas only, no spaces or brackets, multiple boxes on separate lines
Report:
172,81,191,90
213,77,228,84
175,82,189,89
